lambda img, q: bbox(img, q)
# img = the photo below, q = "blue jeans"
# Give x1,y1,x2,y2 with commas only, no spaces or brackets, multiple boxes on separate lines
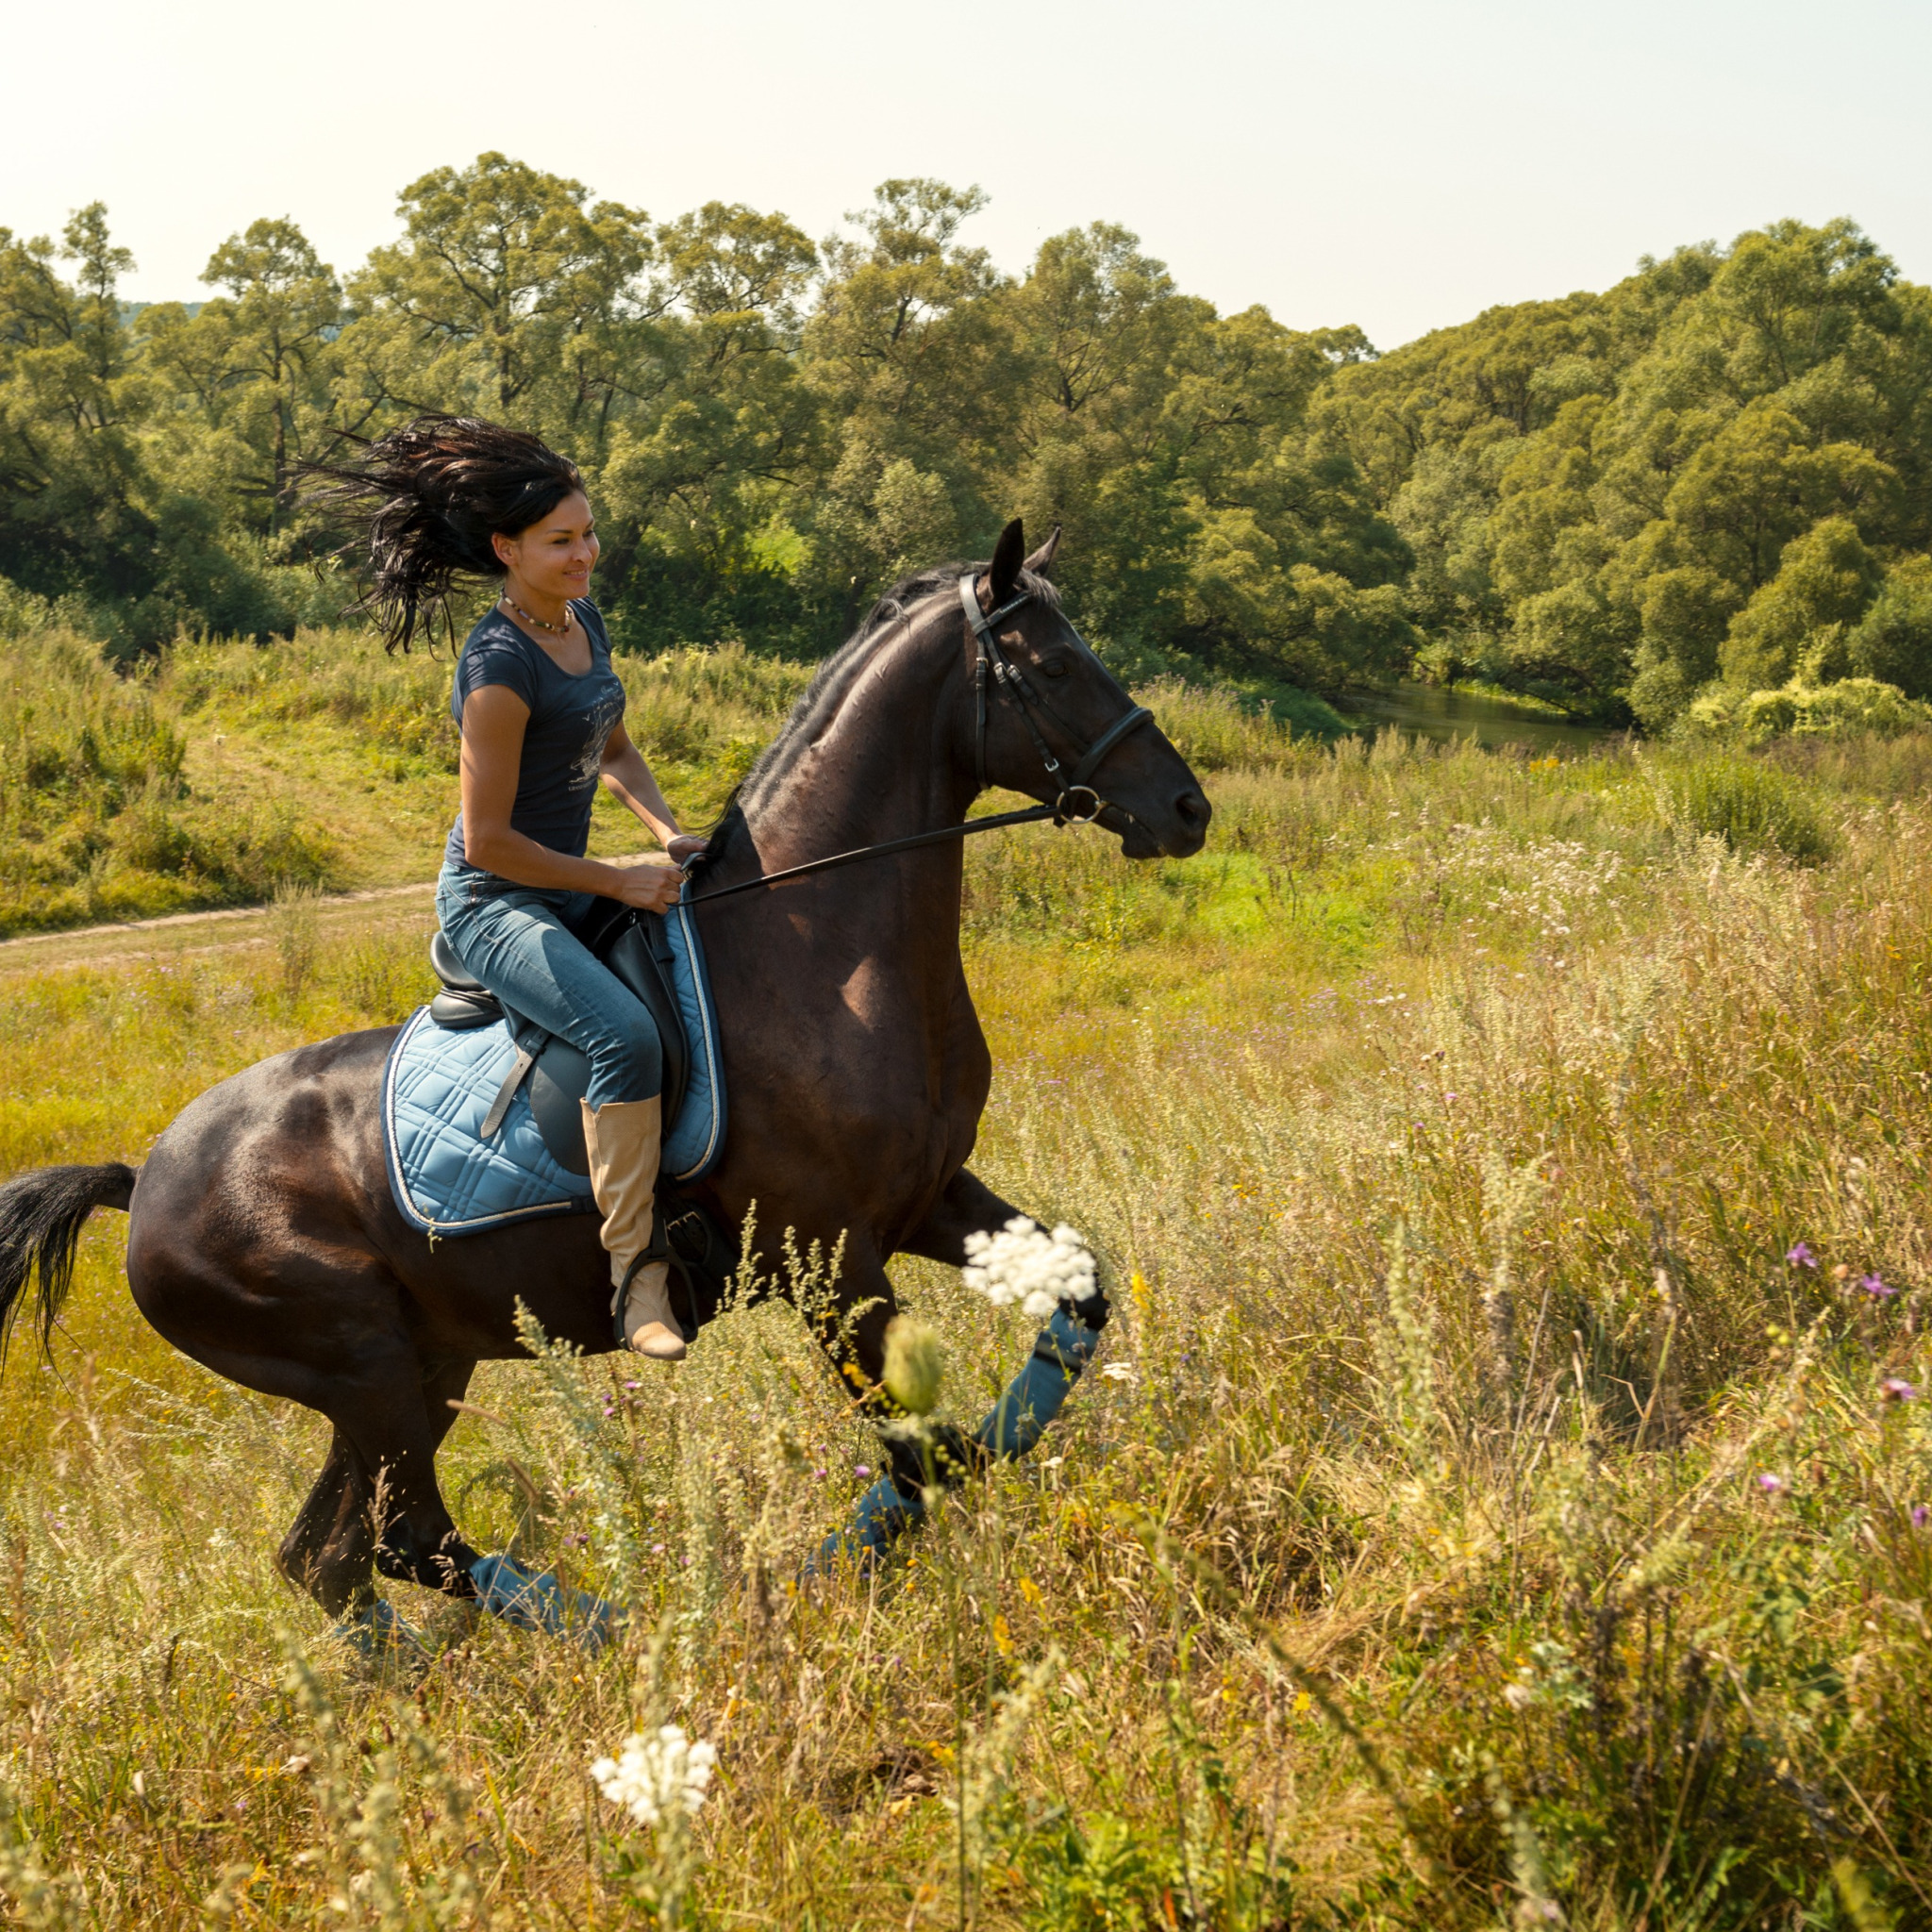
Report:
435,864,661,1108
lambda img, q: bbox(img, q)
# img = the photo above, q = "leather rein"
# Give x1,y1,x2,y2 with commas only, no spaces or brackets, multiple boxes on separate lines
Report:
686,575,1155,905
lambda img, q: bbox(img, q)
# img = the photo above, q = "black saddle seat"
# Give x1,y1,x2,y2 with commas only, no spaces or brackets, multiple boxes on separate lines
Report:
429,931,487,992
428,933,502,1028
425,897,690,1179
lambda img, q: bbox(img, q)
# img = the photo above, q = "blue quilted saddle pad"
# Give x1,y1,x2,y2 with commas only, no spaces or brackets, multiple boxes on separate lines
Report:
381,896,724,1237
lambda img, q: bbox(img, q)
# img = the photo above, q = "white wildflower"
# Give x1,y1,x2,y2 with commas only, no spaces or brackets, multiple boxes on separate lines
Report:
591,1724,717,1827
962,1217,1096,1321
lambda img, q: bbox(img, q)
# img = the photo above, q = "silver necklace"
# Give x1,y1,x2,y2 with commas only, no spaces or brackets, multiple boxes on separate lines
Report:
501,594,574,636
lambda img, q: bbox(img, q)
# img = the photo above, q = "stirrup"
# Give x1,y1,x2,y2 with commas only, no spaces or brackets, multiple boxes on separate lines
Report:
610,1219,675,1348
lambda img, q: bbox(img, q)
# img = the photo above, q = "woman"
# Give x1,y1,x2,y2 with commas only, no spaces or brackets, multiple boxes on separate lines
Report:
309,416,699,1362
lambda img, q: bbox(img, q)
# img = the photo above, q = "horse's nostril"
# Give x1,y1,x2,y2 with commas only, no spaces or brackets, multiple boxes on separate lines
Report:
1175,791,1208,827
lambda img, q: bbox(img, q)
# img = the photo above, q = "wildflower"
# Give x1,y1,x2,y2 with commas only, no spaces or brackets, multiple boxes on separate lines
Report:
1786,1242,1817,1269
591,1724,717,1827
882,1315,945,1416
1861,1273,1895,1300
855,1464,873,1479
1913,1505,1930,1529
1502,1682,1534,1711
1881,1378,1917,1403
962,1217,1097,1321
1757,1473,1786,1496
1099,1362,1135,1383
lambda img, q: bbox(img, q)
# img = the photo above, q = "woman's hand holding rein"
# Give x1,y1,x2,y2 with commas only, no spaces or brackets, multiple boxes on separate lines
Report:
605,859,686,914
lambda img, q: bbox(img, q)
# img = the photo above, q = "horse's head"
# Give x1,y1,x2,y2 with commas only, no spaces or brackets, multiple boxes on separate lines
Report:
961,519,1211,859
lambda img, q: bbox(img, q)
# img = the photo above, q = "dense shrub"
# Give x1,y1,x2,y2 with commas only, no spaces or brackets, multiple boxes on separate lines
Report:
1657,750,1834,863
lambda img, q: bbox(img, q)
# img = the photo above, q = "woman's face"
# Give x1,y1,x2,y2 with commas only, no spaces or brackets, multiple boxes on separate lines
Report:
494,491,599,600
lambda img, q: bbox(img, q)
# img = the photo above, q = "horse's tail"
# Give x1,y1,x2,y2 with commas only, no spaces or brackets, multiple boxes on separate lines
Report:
0,1162,138,1364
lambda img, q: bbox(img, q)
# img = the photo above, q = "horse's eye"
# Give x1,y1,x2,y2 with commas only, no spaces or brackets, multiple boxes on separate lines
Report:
1041,658,1071,679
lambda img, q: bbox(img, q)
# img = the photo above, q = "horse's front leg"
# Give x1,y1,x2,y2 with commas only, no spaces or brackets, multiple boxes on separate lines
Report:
906,1166,1109,1457
902,1167,1111,1330
817,1175,1113,1570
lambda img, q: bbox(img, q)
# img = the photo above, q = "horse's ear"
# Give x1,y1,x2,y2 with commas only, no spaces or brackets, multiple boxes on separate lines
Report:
1023,525,1061,578
988,518,1025,606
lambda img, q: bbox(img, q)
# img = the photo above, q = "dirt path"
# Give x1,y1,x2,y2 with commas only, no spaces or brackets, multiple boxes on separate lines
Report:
0,855,667,977
0,881,442,977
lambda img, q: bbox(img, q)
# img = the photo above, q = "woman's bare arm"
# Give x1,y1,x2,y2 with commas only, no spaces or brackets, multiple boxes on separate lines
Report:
598,720,708,864
458,686,683,911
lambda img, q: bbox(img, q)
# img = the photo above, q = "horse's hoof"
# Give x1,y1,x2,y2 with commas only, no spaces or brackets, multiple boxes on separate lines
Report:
333,1596,423,1660
470,1552,625,1650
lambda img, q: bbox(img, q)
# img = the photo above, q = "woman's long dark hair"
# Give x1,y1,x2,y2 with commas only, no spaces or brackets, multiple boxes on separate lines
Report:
300,416,584,651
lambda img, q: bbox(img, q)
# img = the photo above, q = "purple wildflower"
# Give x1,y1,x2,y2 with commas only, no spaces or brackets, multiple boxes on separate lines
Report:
812,1466,828,1479
1881,1378,1918,1403
1787,1242,1818,1269
855,1464,873,1479
1861,1273,1896,1300
1757,1473,1786,1496
1913,1505,1931,1530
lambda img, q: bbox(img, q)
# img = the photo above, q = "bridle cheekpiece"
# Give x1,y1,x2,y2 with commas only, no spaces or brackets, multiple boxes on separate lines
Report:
956,573,1153,824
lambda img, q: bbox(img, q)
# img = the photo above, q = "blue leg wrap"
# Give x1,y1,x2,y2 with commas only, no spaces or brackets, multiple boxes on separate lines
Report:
332,1596,421,1658
814,1307,1103,1572
808,1472,926,1573
974,1306,1103,1457
469,1552,622,1650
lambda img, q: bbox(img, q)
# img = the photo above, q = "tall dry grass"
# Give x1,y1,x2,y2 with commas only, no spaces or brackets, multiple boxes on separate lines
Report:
0,706,1930,1925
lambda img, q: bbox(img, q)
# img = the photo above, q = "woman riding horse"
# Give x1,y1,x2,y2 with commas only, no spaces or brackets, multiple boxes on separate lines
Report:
0,480,1210,1638
310,418,698,1362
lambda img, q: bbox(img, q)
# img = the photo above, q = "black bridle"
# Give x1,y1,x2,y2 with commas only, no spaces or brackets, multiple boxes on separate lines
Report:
958,575,1154,824
687,575,1156,905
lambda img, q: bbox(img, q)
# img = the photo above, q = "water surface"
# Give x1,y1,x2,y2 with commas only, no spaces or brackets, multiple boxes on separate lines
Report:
1334,680,1617,755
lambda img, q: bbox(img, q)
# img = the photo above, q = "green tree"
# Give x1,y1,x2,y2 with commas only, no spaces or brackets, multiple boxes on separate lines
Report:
1846,554,1932,697
1719,515,1884,687
346,152,655,441
0,208,153,614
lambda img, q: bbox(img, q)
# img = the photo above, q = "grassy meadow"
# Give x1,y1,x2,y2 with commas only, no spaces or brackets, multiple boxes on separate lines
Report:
2,635,1932,1927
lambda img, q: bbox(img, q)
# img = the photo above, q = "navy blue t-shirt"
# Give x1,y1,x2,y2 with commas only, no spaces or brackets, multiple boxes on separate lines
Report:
442,600,626,885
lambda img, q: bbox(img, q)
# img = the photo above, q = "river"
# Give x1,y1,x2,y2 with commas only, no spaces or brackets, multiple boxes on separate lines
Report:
1333,680,1619,754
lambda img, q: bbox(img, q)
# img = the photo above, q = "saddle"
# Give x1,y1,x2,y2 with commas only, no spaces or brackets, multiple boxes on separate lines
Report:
426,897,689,1178
418,898,736,1339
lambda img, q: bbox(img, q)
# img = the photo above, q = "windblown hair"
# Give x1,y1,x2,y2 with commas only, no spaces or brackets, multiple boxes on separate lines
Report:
299,416,585,652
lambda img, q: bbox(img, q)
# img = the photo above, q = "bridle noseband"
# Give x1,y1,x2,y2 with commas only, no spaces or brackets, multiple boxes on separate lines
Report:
957,574,1154,824
688,575,1159,904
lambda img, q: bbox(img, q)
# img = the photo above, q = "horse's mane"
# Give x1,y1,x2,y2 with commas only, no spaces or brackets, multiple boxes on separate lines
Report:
698,558,1061,868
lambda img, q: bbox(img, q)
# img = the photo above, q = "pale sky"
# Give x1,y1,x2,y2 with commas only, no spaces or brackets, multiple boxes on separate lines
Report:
6,0,1929,351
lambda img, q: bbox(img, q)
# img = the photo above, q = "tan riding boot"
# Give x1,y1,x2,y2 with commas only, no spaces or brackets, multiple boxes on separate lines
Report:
580,1097,687,1362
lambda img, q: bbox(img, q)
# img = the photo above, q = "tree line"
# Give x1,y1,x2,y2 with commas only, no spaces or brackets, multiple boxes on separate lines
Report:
4,156,1929,727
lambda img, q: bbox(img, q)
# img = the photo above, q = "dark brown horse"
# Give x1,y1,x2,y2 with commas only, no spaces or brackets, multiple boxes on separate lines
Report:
0,521,1208,1638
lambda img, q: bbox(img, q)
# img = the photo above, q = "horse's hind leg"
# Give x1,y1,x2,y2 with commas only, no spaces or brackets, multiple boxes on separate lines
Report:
278,1357,478,1619
278,1426,376,1617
